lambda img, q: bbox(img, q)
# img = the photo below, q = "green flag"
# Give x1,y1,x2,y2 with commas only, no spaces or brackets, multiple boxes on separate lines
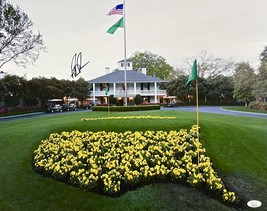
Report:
186,59,197,87
107,17,124,34
105,85,109,95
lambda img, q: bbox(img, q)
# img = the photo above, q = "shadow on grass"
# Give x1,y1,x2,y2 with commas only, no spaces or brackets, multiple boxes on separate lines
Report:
221,173,267,211
32,159,242,211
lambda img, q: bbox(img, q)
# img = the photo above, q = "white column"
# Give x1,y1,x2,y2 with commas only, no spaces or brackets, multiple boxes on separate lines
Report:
154,82,157,103
93,83,96,100
134,83,137,95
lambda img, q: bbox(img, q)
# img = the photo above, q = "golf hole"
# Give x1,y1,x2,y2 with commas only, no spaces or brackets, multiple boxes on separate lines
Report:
247,200,262,208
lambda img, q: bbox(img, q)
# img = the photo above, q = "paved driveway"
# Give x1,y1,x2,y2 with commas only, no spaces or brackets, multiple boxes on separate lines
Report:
1,106,267,122
0,109,89,122
161,106,267,119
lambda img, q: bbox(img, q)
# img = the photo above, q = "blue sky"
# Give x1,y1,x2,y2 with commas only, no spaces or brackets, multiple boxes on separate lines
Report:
4,0,267,80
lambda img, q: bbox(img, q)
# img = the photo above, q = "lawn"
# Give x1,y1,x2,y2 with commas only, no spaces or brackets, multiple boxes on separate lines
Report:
0,110,266,210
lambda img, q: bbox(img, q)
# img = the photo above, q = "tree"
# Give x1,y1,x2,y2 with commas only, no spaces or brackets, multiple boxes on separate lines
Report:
167,74,234,105
130,51,176,80
1,74,92,108
2,74,27,106
166,75,189,103
253,46,267,101
233,62,255,107
205,75,234,104
0,78,8,102
259,46,267,64
0,1,46,69
29,77,64,106
73,77,90,104
182,50,235,79
27,78,43,106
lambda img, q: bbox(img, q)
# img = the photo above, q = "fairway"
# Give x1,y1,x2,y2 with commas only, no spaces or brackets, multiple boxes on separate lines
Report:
0,110,266,210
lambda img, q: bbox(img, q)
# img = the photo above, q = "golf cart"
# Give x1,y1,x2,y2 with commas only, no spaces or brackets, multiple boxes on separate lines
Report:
63,98,78,111
47,99,63,113
83,98,96,109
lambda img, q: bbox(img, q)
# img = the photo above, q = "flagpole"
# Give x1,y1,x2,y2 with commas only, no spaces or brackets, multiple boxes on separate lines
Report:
108,96,110,117
186,59,200,169
196,79,199,130
196,79,200,169
123,0,127,106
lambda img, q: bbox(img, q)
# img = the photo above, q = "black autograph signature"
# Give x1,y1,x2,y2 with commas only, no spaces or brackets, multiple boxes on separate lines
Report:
71,52,90,78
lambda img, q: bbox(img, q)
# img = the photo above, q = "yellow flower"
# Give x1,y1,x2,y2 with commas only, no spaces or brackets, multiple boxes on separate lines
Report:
33,125,237,202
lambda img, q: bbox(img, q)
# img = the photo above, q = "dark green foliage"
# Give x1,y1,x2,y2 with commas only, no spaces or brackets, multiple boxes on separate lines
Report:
167,75,235,105
1,75,90,107
134,94,143,105
92,105,160,112
253,46,267,101
109,94,116,105
233,62,256,107
130,51,176,80
166,75,188,103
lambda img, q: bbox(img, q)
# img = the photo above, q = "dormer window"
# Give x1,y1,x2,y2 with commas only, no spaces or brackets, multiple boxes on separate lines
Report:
118,59,133,70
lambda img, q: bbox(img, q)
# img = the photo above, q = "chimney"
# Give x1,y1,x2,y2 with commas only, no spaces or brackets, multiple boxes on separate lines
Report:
141,68,147,75
105,67,110,74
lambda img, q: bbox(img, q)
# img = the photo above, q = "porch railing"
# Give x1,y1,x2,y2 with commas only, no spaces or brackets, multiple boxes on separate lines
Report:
93,90,167,97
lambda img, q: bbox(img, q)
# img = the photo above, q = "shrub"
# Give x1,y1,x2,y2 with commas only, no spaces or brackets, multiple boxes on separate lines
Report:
248,101,267,110
109,95,116,105
135,94,143,105
92,105,160,112
0,106,44,116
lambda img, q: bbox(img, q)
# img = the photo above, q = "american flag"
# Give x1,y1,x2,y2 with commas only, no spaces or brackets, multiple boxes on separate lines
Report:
107,4,123,15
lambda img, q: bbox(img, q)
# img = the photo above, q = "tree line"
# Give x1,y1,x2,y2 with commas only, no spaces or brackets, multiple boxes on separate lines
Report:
0,76,89,108
131,48,267,107
1,46,266,109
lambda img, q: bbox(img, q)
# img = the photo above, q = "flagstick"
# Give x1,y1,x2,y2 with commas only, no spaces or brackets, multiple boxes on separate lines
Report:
196,80,199,132
196,79,200,169
108,96,110,117
123,0,127,106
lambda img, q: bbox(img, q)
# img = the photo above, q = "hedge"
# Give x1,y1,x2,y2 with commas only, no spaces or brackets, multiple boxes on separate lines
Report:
92,105,160,112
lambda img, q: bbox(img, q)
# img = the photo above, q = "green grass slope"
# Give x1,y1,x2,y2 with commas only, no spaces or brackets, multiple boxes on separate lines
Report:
0,110,266,210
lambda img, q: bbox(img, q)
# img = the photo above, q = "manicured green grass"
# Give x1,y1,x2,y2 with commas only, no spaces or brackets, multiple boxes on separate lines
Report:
0,110,266,210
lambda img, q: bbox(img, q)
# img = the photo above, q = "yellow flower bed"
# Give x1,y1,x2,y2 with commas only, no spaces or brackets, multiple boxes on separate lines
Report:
33,125,237,203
